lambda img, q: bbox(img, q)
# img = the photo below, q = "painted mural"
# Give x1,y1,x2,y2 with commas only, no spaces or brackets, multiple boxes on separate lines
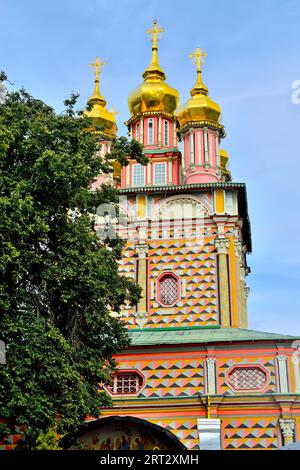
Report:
69,421,182,450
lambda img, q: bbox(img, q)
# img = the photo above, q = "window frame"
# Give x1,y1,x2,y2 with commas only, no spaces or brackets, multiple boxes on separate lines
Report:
153,162,167,185
148,118,154,145
226,364,269,393
132,163,145,187
164,120,169,146
106,369,145,396
156,272,180,307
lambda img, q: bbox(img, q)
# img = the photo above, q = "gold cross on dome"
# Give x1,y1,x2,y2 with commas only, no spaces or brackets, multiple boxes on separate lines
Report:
189,47,208,72
146,19,164,47
89,57,106,80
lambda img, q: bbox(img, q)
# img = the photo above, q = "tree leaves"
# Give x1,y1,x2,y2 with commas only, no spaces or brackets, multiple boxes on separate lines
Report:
0,77,142,448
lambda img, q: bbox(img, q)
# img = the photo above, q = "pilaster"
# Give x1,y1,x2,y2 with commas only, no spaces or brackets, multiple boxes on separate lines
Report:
215,236,231,327
279,418,295,446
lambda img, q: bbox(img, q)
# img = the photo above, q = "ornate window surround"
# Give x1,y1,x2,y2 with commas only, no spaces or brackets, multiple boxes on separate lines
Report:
226,363,269,393
106,369,145,396
156,272,180,307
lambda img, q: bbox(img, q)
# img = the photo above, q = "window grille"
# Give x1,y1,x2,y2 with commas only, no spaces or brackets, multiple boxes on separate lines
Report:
228,367,267,391
108,372,143,394
132,164,145,186
158,275,179,305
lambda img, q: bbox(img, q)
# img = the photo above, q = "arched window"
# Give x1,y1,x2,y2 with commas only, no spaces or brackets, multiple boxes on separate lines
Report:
148,118,154,145
164,120,169,146
157,273,180,306
136,122,140,140
107,371,144,395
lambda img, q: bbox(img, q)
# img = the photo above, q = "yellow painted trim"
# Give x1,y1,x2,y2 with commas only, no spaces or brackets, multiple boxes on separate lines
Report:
215,189,224,214
228,236,239,328
137,195,146,219
288,356,296,392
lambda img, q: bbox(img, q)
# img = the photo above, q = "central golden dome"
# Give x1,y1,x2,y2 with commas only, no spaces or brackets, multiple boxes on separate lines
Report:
128,20,179,117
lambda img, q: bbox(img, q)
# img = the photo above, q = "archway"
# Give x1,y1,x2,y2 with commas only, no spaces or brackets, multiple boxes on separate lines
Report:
61,416,187,451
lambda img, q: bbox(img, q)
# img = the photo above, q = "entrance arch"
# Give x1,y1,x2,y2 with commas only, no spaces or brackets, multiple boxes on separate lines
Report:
61,416,187,451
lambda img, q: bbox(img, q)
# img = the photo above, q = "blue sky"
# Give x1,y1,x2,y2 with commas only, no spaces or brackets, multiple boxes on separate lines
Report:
1,0,299,335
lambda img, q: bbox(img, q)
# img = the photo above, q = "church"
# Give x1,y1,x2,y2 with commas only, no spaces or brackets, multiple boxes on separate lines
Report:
68,20,300,451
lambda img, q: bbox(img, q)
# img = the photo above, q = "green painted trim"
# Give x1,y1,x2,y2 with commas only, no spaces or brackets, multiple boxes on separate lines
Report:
129,325,221,333
143,148,179,154
119,181,246,194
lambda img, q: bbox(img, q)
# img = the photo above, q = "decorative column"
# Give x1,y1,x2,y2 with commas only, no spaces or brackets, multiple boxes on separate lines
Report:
215,236,231,327
147,162,151,184
126,165,130,186
168,159,173,184
277,355,289,393
197,130,202,165
243,285,250,329
203,127,209,167
279,419,295,446
140,117,144,144
189,130,195,168
206,358,217,395
292,349,300,393
158,116,162,146
181,137,186,182
234,238,243,328
239,266,248,329
135,242,148,328
173,120,177,147
215,133,220,168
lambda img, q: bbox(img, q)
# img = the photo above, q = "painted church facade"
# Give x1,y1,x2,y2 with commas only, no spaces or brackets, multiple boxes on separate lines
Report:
77,20,300,451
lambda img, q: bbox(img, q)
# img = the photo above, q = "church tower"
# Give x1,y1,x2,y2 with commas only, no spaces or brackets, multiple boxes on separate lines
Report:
124,20,180,188
69,22,300,452
85,57,119,188
118,25,250,332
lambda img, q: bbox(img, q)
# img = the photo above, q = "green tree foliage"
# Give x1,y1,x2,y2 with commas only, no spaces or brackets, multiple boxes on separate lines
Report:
0,73,145,448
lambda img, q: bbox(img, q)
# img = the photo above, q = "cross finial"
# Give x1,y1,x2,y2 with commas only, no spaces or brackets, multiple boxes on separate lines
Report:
89,57,106,81
189,47,208,72
146,19,164,48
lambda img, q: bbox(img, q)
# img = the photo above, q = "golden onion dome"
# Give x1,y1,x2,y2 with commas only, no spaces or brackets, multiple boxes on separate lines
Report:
177,48,222,129
85,57,117,138
128,20,179,117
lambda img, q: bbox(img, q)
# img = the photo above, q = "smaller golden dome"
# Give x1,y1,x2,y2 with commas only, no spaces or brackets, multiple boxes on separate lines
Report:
85,57,117,138
220,149,232,181
177,48,222,130
128,20,179,117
